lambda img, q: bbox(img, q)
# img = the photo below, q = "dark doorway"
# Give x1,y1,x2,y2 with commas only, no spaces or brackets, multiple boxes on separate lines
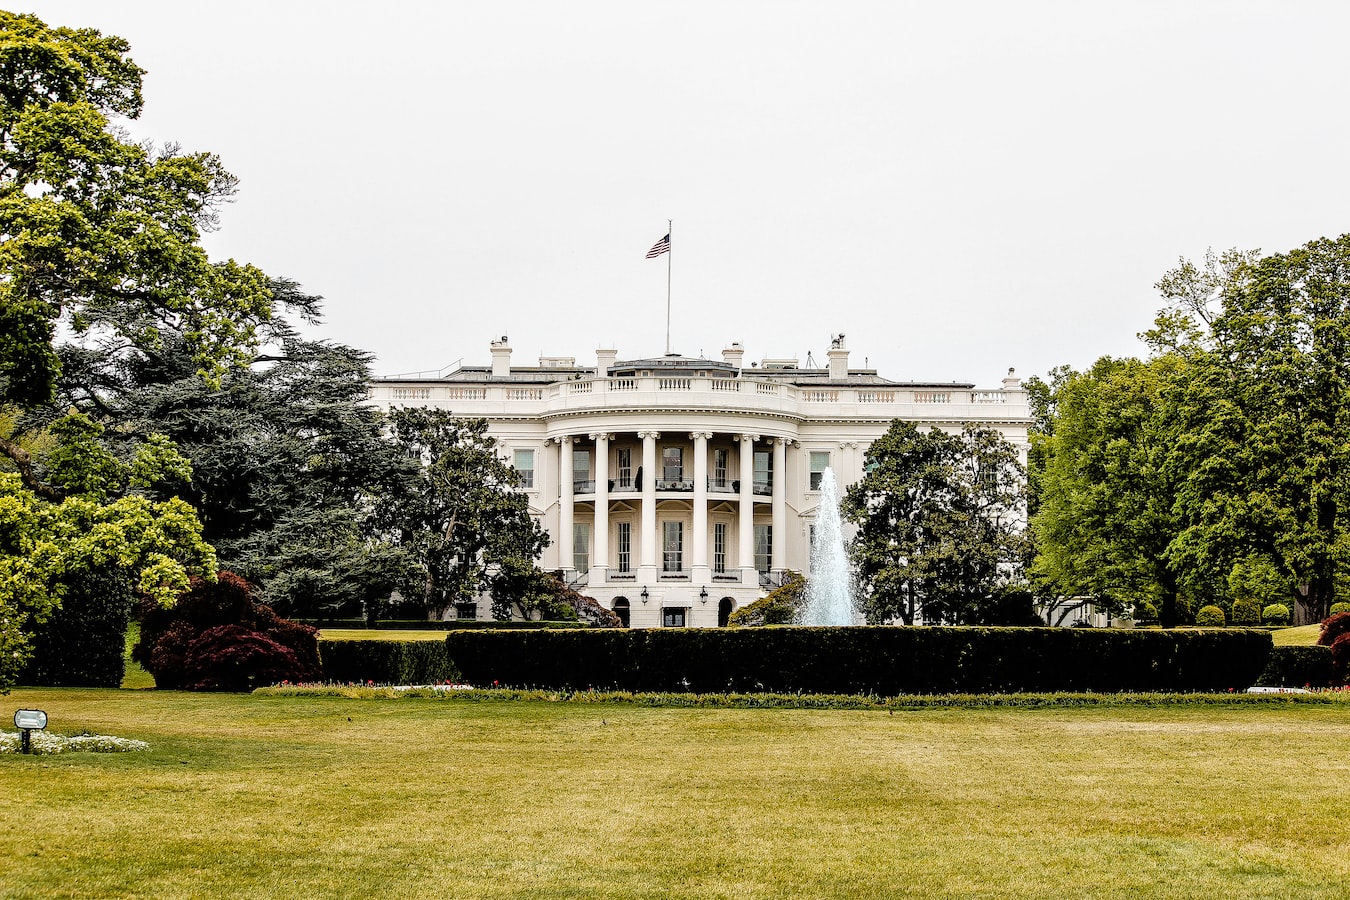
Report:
612,597,630,628
718,597,735,628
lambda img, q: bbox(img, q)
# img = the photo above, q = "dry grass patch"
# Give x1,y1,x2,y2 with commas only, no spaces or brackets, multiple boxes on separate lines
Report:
1,688,1348,898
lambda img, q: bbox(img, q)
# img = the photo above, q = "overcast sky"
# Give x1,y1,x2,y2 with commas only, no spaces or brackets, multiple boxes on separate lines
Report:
20,1,1350,384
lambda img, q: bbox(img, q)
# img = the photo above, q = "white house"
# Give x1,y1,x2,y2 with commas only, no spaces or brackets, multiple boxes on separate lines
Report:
368,336,1031,627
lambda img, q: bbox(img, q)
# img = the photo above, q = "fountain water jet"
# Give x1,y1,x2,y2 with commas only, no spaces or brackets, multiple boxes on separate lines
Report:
800,468,857,626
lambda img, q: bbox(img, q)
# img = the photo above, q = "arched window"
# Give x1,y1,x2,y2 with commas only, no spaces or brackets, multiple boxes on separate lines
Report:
612,597,630,628
718,597,735,628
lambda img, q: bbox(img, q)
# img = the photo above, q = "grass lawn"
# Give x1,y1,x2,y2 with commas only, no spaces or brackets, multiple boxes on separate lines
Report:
1272,624,1322,646
2,688,1348,899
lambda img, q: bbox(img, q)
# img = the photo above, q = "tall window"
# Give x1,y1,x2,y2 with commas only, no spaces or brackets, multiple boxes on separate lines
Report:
573,523,589,574
713,522,727,573
713,448,729,488
754,524,772,573
573,449,591,491
809,451,831,490
662,447,683,483
513,449,534,488
617,522,631,573
753,449,771,493
617,447,632,487
663,521,683,572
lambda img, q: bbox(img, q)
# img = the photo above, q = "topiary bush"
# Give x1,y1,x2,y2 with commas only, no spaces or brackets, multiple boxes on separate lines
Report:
133,571,320,691
1261,603,1291,626
1231,599,1261,626
1330,602,1350,617
728,572,805,626
1195,605,1227,627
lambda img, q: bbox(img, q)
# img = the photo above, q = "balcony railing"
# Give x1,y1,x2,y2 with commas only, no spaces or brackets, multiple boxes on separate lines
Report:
752,479,772,496
573,479,595,493
655,478,693,491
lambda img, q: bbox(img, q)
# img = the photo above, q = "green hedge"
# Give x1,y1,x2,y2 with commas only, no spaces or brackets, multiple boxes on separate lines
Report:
1256,645,1333,688
305,619,591,631
318,640,458,684
443,627,1274,694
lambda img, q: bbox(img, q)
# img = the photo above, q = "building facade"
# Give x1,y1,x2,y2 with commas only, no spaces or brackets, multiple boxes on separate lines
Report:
368,337,1031,628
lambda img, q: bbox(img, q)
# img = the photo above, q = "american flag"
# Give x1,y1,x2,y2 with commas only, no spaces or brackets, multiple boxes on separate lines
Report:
645,233,671,258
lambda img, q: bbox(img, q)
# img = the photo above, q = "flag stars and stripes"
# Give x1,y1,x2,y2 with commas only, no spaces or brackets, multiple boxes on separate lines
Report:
645,233,671,258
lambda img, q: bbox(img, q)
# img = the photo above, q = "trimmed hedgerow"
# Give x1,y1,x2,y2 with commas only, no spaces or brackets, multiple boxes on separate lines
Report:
442,627,1274,695
299,619,593,631
318,639,457,685
1255,645,1333,688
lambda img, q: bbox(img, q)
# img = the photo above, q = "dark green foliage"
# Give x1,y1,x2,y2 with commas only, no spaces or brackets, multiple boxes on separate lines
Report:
728,572,805,625
1196,605,1227,627
1330,602,1350,617
18,567,131,687
300,619,593,630
489,564,620,626
444,627,1273,695
318,640,457,685
134,571,320,690
1262,604,1291,625
1255,645,1333,688
1231,599,1261,625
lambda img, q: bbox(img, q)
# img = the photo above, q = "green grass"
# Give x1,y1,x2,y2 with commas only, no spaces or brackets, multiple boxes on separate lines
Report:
2,688,1348,898
1272,624,1322,646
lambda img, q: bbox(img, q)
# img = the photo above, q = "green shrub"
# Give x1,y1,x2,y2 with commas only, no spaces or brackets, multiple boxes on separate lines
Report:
1330,602,1350,617
1255,645,1332,688
443,627,1273,695
1133,601,1159,623
1195,605,1227,627
728,572,805,626
318,640,457,685
1231,599,1261,626
1262,603,1291,626
19,566,132,687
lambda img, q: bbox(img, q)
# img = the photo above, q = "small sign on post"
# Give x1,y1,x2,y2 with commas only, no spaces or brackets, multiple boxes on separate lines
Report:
14,709,47,754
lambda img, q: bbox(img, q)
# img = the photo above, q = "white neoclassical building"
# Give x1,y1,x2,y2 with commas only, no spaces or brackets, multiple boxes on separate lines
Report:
368,336,1031,628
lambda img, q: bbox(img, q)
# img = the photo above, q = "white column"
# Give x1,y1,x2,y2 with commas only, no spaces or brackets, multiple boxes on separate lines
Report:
559,437,574,574
639,431,658,573
738,433,758,585
691,432,711,578
772,437,787,577
592,433,610,576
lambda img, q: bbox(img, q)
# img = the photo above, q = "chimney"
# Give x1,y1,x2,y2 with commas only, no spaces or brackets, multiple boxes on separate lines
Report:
722,341,745,371
490,336,511,378
1002,367,1021,390
827,334,849,380
596,347,618,376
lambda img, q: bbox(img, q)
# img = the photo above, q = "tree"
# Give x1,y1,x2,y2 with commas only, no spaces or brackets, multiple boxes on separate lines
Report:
1156,236,1350,624
0,11,274,434
1029,355,1196,626
53,327,410,617
842,421,1026,625
488,560,622,625
371,409,548,619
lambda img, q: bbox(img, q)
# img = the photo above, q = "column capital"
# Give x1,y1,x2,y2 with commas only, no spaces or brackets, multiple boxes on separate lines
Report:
774,436,797,447
838,441,859,449
588,432,613,441
689,431,714,441
736,433,760,443
637,430,661,440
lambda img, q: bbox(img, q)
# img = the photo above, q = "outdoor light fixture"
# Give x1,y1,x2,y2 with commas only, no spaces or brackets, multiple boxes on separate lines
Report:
699,587,709,604
640,587,649,604
13,709,46,754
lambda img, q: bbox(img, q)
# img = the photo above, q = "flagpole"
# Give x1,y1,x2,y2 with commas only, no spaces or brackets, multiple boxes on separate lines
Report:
665,218,672,355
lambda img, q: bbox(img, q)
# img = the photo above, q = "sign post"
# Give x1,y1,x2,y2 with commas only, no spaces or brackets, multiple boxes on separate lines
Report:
14,709,47,754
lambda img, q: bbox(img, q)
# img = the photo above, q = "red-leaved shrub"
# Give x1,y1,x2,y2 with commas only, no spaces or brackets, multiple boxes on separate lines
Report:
133,571,320,691
1318,612,1350,648
1331,633,1350,687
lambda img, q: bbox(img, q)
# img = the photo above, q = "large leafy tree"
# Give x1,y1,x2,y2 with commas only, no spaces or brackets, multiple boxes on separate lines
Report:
371,409,548,619
0,12,273,416
1029,355,1194,625
842,421,1026,625
1156,236,1350,624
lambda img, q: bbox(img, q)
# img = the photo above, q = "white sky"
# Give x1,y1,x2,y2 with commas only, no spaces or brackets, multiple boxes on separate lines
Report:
19,1,1350,384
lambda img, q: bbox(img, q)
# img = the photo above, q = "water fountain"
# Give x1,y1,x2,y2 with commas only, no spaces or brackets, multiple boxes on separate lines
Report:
800,468,858,626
